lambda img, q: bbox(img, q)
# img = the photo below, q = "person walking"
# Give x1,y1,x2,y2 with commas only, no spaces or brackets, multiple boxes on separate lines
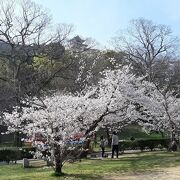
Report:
100,136,106,157
111,131,119,158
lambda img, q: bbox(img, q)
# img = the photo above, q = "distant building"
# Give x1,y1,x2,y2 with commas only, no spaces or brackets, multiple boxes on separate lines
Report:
68,35,88,51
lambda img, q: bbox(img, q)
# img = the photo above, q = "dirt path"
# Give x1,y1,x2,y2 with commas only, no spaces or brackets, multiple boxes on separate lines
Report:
102,166,180,180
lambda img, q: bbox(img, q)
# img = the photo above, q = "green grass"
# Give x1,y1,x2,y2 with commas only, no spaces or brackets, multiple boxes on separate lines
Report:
1,151,180,179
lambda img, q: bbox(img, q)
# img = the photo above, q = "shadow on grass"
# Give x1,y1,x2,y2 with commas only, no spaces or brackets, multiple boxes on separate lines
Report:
51,172,102,180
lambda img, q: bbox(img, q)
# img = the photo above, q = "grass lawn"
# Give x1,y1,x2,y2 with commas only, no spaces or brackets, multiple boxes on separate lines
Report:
1,151,180,180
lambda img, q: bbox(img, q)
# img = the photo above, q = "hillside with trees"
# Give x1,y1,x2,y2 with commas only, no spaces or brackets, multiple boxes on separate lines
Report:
0,0,180,175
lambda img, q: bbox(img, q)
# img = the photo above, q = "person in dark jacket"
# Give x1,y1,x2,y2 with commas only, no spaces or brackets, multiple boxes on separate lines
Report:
100,136,106,157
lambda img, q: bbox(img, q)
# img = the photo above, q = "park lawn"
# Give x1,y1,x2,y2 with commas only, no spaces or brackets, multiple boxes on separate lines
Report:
1,151,180,180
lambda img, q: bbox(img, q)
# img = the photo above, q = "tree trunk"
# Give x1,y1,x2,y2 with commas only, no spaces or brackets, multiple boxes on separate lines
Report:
54,145,63,175
160,131,164,138
14,132,21,147
178,131,180,149
55,160,63,174
105,126,111,147
14,132,18,147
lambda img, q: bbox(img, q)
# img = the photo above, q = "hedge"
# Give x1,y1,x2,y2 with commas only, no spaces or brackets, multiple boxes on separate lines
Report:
0,147,36,163
20,147,36,159
0,148,21,163
119,138,171,152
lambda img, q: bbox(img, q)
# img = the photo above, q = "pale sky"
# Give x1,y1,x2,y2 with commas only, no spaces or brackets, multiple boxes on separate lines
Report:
34,0,180,47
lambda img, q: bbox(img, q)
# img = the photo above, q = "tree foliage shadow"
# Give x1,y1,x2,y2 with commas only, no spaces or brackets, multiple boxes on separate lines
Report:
58,173,103,180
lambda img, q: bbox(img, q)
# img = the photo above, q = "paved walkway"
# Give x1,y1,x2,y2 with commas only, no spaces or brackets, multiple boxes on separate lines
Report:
87,149,152,158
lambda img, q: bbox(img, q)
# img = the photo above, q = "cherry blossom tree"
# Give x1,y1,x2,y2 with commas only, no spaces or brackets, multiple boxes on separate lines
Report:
3,66,154,175
137,82,180,139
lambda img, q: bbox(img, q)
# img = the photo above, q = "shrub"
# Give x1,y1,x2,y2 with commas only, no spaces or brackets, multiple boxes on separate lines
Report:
20,147,36,159
0,148,21,163
119,138,170,152
0,146,37,163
